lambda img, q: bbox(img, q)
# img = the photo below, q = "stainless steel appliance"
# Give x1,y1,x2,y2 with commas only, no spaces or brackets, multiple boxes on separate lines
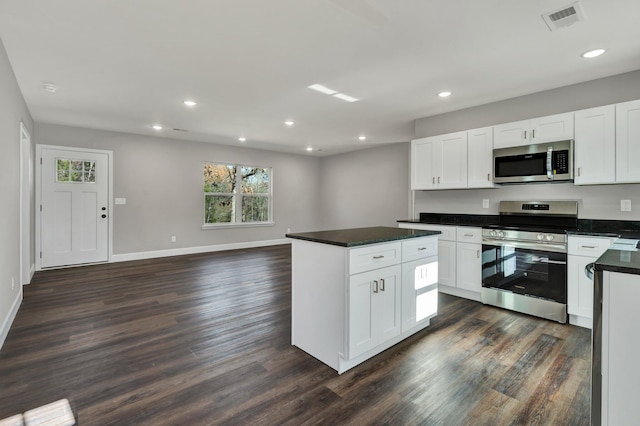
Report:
481,200,579,323
493,140,573,184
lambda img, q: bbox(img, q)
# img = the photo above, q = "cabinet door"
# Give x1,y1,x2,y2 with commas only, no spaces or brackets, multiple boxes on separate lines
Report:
373,266,401,344
493,120,529,149
530,112,574,143
574,105,615,185
615,99,640,183
348,265,401,359
438,131,468,189
456,242,481,293
437,240,456,287
411,137,436,190
567,255,595,319
467,127,494,188
401,256,438,333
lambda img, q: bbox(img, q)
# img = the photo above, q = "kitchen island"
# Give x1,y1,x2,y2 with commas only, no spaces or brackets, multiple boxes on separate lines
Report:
286,226,440,374
592,239,640,425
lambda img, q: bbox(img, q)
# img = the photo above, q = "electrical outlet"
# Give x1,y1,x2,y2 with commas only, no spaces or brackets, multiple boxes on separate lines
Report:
171,235,177,243
11,276,15,290
287,228,291,233
621,200,632,212
482,199,489,209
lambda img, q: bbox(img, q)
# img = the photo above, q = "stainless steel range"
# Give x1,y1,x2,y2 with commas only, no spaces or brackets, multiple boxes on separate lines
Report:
481,200,578,323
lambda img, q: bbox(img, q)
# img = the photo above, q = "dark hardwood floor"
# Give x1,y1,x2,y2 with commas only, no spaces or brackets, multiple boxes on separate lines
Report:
0,245,591,425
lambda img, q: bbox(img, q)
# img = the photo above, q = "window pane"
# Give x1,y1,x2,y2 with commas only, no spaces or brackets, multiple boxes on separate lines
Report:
56,159,69,182
84,161,96,183
242,195,269,222
204,195,235,223
204,164,236,193
241,167,270,194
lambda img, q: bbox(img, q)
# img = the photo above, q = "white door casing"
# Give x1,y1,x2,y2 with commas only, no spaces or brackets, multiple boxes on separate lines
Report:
36,145,112,269
20,123,32,284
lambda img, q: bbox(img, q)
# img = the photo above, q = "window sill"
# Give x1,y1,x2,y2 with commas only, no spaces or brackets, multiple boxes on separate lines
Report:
201,222,275,230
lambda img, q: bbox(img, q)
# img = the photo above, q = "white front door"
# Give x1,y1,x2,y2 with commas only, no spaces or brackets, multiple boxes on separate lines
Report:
38,146,110,268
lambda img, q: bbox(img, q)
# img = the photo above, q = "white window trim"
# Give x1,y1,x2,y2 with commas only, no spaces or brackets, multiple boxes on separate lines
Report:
204,163,273,227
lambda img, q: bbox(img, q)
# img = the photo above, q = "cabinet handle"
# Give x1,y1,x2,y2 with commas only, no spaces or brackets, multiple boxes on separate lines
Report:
380,279,385,291
438,177,441,184
417,247,427,251
532,129,535,139
524,130,527,140
464,233,473,237
487,173,490,181
577,167,581,177
477,250,480,259
373,255,384,259
432,177,435,184
373,280,379,293
581,245,597,249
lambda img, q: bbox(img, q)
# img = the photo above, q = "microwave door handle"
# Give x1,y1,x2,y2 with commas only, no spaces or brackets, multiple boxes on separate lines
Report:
547,146,553,179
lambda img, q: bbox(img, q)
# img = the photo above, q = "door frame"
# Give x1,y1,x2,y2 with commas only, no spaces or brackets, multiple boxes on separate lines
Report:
35,144,114,270
20,123,33,284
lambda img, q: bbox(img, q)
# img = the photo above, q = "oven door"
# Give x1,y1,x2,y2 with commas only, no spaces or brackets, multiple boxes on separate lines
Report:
481,240,567,303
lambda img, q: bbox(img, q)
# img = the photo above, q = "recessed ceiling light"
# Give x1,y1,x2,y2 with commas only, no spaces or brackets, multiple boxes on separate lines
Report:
438,91,452,98
359,135,367,141
183,100,197,107
581,48,606,58
332,93,359,102
152,124,163,131
285,120,295,126
306,147,313,152
308,84,338,95
238,137,246,142
43,82,58,93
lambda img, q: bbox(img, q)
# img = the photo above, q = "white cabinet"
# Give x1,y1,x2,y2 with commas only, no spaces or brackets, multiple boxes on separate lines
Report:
437,240,457,287
601,271,640,425
615,99,640,183
349,265,401,358
574,105,616,185
401,238,438,333
567,235,616,328
291,234,439,374
411,131,467,190
455,227,482,295
493,112,574,149
467,126,495,188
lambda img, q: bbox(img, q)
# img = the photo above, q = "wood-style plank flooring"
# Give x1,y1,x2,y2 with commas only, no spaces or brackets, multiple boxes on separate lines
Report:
0,245,591,425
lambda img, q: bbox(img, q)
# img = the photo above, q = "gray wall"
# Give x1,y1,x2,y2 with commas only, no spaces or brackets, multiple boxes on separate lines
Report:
413,69,640,221
319,143,410,229
35,123,323,255
0,39,33,342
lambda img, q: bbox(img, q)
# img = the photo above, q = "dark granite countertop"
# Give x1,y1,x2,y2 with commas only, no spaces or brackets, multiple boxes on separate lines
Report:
398,214,640,238
286,226,441,248
595,245,640,275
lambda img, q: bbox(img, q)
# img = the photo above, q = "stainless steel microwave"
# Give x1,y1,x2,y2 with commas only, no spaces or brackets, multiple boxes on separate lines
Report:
493,140,573,184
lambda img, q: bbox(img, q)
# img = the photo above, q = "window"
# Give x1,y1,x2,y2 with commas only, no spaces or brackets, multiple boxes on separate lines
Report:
204,163,272,226
56,159,96,183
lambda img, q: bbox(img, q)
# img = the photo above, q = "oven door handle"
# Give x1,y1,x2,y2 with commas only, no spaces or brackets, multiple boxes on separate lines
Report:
482,237,567,253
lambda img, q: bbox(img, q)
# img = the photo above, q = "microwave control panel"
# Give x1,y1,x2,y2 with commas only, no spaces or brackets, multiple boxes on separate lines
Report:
553,150,569,174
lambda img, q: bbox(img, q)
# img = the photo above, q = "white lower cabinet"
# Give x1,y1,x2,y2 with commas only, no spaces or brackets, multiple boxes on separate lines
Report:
456,242,482,293
567,235,616,328
291,235,439,374
349,265,401,358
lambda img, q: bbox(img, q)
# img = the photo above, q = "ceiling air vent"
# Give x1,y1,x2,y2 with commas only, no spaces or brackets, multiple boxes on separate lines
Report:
542,2,585,31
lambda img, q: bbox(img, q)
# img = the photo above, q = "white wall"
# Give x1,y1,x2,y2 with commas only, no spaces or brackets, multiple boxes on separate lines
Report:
35,123,322,256
319,143,410,230
412,69,640,221
0,39,33,349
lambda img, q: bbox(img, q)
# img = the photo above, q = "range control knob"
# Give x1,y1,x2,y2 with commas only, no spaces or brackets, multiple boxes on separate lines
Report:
498,231,506,238
489,230,497,237
537,233,545,240
545,234,555,241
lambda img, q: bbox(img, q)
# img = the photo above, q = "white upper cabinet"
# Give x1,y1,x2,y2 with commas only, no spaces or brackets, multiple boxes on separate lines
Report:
411,131,467,190
574,105,616,185
467,126,494,188
493,112,574,149
615,99,640,183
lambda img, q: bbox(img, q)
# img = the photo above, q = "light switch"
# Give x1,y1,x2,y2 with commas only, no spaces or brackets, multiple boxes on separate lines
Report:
482,199,489,209
115,198,127,205
621,200,632,212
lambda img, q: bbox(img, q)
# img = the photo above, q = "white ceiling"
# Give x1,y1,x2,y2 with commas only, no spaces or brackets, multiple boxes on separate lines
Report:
1,0,639,156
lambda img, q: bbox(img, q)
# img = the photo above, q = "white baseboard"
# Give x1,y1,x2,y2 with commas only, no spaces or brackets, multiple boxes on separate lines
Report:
0,286,23,352
110,238,291,263
438,285,482,302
